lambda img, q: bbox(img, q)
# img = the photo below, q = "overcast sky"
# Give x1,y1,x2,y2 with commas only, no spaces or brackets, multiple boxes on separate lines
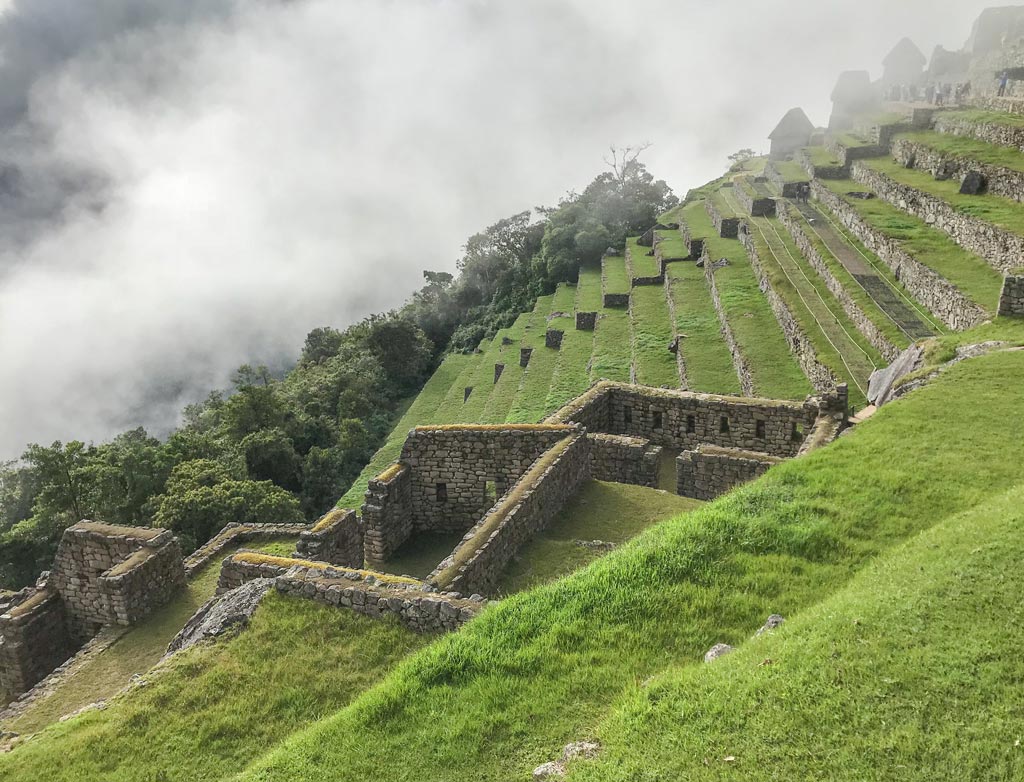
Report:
0,0,1002,457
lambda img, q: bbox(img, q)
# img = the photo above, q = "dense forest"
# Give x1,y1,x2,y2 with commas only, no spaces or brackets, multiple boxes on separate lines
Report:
0,154,676,588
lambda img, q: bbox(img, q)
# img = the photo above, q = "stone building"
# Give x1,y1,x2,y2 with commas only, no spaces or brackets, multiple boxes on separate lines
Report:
828,70,876,131
881,38,926,87
768,108,815,160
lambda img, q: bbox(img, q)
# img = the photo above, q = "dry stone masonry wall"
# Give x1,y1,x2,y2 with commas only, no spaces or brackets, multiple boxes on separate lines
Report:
892,137,1024,204
295,509,364,568
999,275,1024,316
677,446,782,500
852,159,1024,274
705,195,740,239
933,113,1024,154
702,244,756,395
184,522,310,578
587,433,661,487
0,591,74,698
362,465,413,567
797,148,849,180
811,179,987,330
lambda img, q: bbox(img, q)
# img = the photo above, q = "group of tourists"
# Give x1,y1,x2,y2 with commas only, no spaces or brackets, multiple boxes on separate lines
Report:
793,183,812,204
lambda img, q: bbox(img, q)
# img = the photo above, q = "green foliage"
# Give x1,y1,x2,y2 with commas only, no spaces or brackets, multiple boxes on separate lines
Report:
630,285,680,388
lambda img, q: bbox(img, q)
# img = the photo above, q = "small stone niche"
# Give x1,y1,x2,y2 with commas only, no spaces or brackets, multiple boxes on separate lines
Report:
575,312,597,331
520,347,533,368
494,364,505,384
546,330,564,349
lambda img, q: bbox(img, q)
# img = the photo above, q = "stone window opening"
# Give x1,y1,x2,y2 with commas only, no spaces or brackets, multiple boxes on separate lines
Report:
791,422,804,441
436,483,448,503
652,410,664,430
719,416,730,434
686,414,696,434
756,419,766,439
464,387,473,402
624,406,633,425
484,480,498,504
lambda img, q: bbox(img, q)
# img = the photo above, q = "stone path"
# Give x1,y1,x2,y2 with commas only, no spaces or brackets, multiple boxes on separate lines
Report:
789,199,937,340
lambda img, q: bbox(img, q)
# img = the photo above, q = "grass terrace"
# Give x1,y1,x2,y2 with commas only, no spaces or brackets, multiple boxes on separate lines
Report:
337,353,473,509
654,229,689,259
898,130,1024,174
588,306,633,384
865,155,1024,236
821,178,1006,312
506,286,575,423
457,317,531,422
805,146,844,168
771,159,810,183
230,348,1024,782
835,132,876,149
495,481,701,595
574,263,604,311
482,298,553,424
629,284,681,388
626,237,660,279
544,282,599,412
682,201,810,400
941,108,1024,129
710,187,741,219
601,253,630,298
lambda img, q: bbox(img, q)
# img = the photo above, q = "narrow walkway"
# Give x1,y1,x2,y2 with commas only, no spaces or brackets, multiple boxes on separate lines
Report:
790,199,938,340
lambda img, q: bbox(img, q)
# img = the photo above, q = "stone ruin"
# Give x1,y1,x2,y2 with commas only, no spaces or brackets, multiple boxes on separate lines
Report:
1,522,185,699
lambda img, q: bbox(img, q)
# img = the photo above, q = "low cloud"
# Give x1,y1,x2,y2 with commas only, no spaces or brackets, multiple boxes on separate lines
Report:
0,0,997,457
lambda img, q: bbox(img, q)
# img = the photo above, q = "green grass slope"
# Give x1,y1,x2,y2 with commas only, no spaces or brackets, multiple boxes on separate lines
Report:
575,484,1024,781
233,344,1024,782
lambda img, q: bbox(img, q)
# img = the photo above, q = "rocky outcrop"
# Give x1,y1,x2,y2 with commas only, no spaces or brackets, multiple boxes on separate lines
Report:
165,578,276,657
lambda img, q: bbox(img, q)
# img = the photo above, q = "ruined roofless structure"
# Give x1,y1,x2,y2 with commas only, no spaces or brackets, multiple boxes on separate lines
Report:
881,37,926,86
829,70,876,130
768,107,814,160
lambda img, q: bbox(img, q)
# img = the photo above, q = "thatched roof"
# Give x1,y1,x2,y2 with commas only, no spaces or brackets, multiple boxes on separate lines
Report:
769,107,814,140
883,37,926,69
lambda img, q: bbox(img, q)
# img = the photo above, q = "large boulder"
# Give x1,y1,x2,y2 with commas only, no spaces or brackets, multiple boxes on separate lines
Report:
867,344,925,407
165,578,276,657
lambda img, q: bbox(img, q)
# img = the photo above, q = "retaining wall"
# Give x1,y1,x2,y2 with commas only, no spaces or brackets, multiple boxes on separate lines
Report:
765,162,808,198
933,113,1024,153
797,148,849,180
734,182,776,217
430,433,592,595
999,275,1024,316
852,159,1024,274
702,245,755,395
679,222,704,259
662,271,690,390
676,446,782,501
587,433,661,487
737,223,842,395
892,137,1024,205
777,202,901,361
184,522,310,577
705,196,740,239
825,136,887,166
295,509,364,568
811,180,988,330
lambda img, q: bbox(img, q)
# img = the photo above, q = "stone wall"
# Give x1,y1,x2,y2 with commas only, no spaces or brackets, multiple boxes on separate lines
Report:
705,196,740,239
892,136,1024,205
295,509,364,568
575,311,597,331
676,446,782,501
703,245,755,395
777,202,901,361
933,113,1024,154
679,222,704,258
965,95,1024,117
734,182,776,218
50,522,185,638
362,464,413,567
765,162,808,198
217,554,481,633
398,425,580,533
549,382,823,459
429,433,592,595
811,179,988,330
852,159,1024,274
662,271,690,390
654,232,690,263
797,148,848,180
587,433,661,488
183,522,310,578
999,275,1024,316
738,223,842,395
825,136,887,166
0,590,75,698
602,292,630,308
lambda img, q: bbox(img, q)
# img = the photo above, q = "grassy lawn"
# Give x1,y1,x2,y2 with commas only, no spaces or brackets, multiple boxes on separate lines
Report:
902,128,1024,173
575,263,604,311
544,283,598,412
482,298,553,424
378,531,465,580
781,201,917,349
506,285,575,423
630,285,680,388
626,237,660,278
835,132,876,149
588,307,633,384
601,254,630,298
654,229,688,259
494,481,701,595
3,537,298,736
0,593,431,782
458,316,531,423
866,155,1024,236
337,353,474,509
820,178,1005,312
941,108,1024,129
575,483,1024,781
806,146,843,168
771,159,809,183
233,347,1024,782
683,201,810,400
710,188,740,219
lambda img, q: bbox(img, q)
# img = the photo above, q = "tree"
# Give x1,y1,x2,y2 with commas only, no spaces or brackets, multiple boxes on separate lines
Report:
240,428,301,491
728,148,756,168
362,317,435,395
300,327,345,366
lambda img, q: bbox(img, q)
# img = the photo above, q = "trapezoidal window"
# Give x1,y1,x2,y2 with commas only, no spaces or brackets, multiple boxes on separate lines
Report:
652,411,663,430
686,414,696,434
464,387,473,402
719,416,730,434
791,422,804,442
436,482,448,503
755,419,766,439
624,406,633,425
484,480,498,504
